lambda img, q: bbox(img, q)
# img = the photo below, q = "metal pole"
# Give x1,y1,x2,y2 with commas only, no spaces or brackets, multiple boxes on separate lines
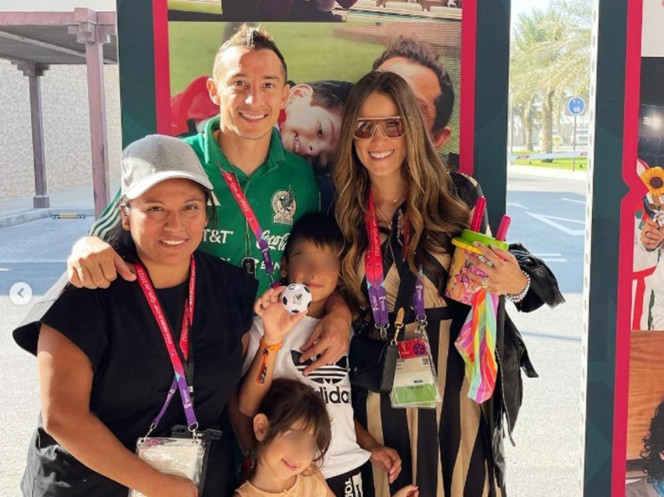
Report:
69,8,113,218
572,114,577,172
15,62,50,208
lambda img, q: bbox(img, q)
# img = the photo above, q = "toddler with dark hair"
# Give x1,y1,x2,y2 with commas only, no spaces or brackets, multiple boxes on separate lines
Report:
235,378,418,497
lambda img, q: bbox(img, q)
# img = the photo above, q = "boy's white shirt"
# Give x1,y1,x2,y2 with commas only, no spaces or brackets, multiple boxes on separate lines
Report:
242,315,370,479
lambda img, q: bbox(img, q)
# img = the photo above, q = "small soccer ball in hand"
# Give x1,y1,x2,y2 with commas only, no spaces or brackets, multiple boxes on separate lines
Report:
281,283,312,314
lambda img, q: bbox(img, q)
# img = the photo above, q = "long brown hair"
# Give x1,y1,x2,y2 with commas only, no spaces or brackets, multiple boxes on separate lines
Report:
334,71,470,307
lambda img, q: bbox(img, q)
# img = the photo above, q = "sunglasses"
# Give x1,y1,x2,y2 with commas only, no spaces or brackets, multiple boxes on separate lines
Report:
353,116,405,139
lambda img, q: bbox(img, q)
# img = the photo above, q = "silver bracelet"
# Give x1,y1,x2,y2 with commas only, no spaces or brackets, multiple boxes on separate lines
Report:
505,271,531,303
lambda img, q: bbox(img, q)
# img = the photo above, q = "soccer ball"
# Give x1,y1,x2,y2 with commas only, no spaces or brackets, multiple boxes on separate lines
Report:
281,283,312,314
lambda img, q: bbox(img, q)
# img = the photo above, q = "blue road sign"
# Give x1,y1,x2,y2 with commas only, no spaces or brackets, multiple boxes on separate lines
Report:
568,97,585,116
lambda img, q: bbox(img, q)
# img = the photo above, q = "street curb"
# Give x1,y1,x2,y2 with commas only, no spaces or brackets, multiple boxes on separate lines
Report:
0,208,95,229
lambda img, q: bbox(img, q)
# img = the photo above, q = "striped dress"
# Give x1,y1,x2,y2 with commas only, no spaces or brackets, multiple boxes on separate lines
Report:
353,174,503,497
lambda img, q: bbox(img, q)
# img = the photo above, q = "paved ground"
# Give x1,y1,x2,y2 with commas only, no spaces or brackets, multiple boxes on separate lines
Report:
0,166,586,496
503,295,583,497
503,166,584,497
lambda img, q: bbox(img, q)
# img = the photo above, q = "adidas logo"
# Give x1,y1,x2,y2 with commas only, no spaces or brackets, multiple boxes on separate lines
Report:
290,350,349,385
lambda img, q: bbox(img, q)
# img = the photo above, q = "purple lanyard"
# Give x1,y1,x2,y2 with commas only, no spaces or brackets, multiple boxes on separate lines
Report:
220,168,277,286
413,269,426,326
135,257,198,435
365,195,426,332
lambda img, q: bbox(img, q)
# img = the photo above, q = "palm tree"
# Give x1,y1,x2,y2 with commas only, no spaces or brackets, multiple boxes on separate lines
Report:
511,9,548,151
510,0,592,154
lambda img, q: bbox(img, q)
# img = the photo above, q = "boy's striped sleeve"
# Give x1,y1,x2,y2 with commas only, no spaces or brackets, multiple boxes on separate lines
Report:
89,189,122,241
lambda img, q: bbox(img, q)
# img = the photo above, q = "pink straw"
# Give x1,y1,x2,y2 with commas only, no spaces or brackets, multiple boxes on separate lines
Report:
495,215,511,241
470,197,486,232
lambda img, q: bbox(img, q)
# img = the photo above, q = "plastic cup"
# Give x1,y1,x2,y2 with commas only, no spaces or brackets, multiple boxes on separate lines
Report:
444,230,509,305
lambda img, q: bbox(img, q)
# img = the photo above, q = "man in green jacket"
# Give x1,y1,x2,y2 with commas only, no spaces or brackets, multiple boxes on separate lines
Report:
67,25,349,372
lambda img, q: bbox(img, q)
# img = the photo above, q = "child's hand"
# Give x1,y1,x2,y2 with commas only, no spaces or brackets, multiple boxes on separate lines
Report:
255,286,307,345
369,444,402,484
392,485,418,497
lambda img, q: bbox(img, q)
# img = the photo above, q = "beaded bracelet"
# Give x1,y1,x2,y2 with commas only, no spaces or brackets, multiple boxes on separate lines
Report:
505,271,531,303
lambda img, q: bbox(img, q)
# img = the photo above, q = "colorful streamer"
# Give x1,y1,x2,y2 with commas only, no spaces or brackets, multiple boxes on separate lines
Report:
455,289,499,403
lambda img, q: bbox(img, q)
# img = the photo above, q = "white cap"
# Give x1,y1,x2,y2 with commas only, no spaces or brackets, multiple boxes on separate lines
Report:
121,134,213,200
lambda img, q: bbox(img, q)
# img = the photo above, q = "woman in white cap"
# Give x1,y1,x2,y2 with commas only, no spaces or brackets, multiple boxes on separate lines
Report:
13,135,260,497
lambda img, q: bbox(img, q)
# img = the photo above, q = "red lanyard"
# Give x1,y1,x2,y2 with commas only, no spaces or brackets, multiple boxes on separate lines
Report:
135,256,197,431
219,168,276,285
365,195,426,328
364,194,390,329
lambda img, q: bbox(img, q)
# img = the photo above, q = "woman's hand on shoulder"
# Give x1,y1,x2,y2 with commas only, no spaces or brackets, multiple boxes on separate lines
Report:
255,286,307,346
465,243,528,296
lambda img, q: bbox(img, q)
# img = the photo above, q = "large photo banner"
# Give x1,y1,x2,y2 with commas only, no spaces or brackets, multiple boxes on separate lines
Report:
162,0,464,211
624,1,664,496
109,1,520,495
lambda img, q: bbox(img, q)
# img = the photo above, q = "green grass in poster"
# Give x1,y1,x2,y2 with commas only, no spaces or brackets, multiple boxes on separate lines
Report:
168,22,384,92
167,0,222,15
168,21,460,154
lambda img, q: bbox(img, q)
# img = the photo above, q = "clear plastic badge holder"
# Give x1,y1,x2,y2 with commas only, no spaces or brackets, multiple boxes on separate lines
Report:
128,425,212,497
390,319,441,409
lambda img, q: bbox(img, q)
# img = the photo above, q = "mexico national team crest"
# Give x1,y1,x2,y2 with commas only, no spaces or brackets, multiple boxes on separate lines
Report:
272,189,296,226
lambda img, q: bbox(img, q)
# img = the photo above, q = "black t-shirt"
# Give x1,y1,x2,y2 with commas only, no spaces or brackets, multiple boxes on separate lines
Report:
14,250,258,497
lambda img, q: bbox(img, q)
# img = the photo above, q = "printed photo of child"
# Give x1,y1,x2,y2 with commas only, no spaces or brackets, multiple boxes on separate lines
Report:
279,80,353,173
278,80,353,211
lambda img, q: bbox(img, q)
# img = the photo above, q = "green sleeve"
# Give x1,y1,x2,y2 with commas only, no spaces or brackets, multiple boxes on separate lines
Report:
89,189,122,242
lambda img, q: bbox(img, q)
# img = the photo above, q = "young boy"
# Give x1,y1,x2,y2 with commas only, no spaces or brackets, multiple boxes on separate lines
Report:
278,80,351,171
238,213,401,497
278,81,353,212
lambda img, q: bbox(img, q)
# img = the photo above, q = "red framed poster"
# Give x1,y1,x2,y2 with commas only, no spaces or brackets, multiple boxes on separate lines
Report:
154,0,472,184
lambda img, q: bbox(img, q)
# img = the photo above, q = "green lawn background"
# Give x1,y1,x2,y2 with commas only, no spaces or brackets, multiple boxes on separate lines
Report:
512,154,588,170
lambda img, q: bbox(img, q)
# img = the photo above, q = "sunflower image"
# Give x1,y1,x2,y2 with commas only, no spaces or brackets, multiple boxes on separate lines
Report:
640,166,664,206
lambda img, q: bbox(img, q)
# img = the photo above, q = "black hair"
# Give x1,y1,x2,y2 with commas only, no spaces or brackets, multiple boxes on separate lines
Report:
642,399,664,481
372,37,455,131
283,213,343,261
255,378,332,463
216,24,287,79
308,80,354,113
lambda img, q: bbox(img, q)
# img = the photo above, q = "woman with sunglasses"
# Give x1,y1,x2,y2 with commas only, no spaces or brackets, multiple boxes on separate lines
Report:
334,71,551,497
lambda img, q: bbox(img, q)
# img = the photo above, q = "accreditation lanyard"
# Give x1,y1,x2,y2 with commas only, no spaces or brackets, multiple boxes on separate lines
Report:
219,168,276,286
365,195,426,332
135,256,198,434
